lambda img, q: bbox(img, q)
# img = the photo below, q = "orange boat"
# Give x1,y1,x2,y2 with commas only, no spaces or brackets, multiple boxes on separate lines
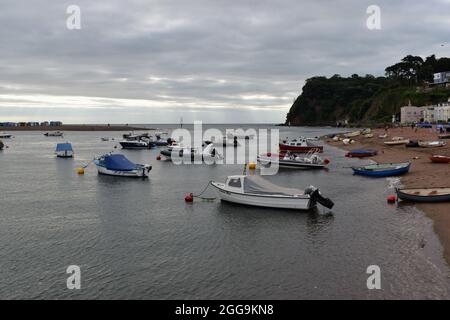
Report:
430,155,450,163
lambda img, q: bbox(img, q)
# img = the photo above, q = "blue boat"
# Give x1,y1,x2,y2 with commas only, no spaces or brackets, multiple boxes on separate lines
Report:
55,143,73,158
351,162,411,177
94,154,152,178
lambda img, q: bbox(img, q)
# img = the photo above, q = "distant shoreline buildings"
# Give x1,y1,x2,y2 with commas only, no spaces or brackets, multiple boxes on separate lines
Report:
401,100,450,124
0,121,63,127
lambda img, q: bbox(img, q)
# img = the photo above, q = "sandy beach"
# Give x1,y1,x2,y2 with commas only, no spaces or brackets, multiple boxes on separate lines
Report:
325,127,450,264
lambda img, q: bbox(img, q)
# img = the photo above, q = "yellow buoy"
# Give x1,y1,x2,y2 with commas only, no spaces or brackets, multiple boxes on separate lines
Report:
248,162,256,170
77,167,85,175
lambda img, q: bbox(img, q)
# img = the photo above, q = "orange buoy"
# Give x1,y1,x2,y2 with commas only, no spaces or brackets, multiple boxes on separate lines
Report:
324,158,330,164
156,155,161,161
248,162,256,170
185,193,194,202
387,195,396,203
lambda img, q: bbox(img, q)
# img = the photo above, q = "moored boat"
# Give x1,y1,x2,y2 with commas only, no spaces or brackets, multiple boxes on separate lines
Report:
396,187,450,203
344,131,361,138
418,140,446,148
351,162,411,177
44,131,63,137
94,154,152,178
211,175,334,210
0,132,12,138
430,155,450,163
159,143,221,162
345,149,377,157
438,134,450,139
279,137,323,153
119,139,155,149
384,139,410,146
257,151,329,169
378,134,388,139
55,143,74,158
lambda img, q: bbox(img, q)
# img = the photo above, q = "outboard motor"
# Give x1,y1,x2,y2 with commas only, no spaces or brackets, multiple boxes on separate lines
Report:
305,186,334,209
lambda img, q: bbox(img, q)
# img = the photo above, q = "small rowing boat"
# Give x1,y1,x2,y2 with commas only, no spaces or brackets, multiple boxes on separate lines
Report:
44,131,63,137
0,132,12,138
344,131,361,138
384,139,410,146
430,155,450,163
351,162,410,177
378,134,388,139
418,141,446,148
438,134,450,139
345,149,377,158
257,152,329,169
211,175,334,210
396,187,450,203
94,154,152,178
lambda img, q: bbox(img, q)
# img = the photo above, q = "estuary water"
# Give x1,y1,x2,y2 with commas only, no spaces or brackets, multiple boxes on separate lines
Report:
1,124,450,299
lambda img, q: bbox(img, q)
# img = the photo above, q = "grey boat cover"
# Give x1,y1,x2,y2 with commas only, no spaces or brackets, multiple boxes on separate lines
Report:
243,175,305,196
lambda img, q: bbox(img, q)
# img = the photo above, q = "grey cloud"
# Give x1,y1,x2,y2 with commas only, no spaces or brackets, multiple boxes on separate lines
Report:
0,0,448,123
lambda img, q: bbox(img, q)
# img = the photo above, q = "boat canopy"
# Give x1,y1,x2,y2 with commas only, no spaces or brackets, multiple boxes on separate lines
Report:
55,143,73,152
103,154,137,171
242,175,304,196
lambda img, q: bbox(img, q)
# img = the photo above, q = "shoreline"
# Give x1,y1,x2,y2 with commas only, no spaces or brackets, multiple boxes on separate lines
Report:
323,127,450,265
1,125,152,131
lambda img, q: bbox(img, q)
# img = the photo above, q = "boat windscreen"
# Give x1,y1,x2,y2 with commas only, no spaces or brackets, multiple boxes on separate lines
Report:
243,175,304,196
55,143,73,152
104,154,136,171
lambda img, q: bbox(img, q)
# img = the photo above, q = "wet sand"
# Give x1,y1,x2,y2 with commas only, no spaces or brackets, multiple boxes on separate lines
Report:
324,127,450,264
3,125,151,131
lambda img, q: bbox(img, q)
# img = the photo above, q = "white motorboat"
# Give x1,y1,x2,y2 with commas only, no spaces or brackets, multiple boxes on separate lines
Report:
44,131,64,137
258,151,329,169
0,132,12,138
211,175,334,210
159,143,221,162
94,154,152,178
119,139,155,149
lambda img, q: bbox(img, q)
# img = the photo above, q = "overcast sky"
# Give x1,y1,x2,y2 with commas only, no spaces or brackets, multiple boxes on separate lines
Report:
0,0,449,124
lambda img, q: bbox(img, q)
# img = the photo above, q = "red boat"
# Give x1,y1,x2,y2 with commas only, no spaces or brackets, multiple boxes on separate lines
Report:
279,138,323,153
430,155,450,163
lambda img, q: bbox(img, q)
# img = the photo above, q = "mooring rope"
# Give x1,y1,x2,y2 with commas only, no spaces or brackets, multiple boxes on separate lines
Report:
193,180,216,201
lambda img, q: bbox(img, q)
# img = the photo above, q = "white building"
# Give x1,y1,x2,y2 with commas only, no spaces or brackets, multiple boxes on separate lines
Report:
400,105,424,124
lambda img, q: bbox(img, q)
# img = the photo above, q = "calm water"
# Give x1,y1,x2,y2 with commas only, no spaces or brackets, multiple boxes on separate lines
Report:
1,124,450,299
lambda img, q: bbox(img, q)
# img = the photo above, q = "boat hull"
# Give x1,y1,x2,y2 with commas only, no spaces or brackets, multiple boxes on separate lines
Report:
119,141,154,149
279,144,323,153
211,182,315,210
56,151,73,158
396,188,450,203
257,156,325,169
94,162,151,178
430,155,450,163
352,163,410,177
345,150,377,158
